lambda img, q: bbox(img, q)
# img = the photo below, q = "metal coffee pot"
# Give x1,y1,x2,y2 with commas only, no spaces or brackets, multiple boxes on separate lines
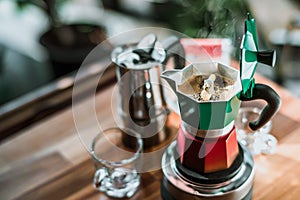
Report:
112,34,185,149
160,14,281,200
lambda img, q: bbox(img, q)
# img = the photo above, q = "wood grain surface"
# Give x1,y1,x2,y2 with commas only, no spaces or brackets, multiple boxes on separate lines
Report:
1,72,300,200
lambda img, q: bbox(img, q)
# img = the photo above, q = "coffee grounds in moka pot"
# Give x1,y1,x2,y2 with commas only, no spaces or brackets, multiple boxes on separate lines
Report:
178,73,235,101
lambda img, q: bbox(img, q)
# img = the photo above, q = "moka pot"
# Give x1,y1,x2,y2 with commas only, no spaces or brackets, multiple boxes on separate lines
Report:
160,14,281,200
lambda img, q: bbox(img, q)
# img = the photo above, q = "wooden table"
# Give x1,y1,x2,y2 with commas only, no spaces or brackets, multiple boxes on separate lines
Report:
0,71,300,200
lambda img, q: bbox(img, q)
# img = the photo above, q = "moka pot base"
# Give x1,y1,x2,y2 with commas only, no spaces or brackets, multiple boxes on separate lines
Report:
161,141,254,200
177,122,239,174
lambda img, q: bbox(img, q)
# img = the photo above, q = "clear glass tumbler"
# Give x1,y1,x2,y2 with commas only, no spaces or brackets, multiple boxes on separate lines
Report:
90,128,143,198
235,107,277,155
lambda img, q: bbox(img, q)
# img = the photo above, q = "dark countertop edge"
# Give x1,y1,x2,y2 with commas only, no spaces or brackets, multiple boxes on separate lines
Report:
0,59,116,141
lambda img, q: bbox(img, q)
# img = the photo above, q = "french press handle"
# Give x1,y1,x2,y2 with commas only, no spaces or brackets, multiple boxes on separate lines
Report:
239,83,281,131
162,36,186,70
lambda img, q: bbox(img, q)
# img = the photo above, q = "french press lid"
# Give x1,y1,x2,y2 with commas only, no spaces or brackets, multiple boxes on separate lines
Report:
111,34,167,69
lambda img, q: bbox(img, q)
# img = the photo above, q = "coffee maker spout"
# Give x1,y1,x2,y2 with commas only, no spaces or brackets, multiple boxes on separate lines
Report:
160,69,182,93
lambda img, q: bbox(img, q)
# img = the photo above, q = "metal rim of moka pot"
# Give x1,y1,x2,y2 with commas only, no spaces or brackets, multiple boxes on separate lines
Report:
181,121,234,138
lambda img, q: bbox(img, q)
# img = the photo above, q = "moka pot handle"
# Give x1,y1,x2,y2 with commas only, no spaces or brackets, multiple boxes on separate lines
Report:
239,83,281,131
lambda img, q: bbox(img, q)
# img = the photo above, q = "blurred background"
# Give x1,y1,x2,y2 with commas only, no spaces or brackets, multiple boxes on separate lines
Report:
0,0,300,137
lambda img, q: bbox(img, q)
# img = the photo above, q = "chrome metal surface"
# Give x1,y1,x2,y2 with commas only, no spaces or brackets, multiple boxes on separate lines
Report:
181,121,234,138
113,34,184,149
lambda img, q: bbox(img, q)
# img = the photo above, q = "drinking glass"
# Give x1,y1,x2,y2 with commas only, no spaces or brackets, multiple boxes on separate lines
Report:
235,107,277,155
90,127,143,198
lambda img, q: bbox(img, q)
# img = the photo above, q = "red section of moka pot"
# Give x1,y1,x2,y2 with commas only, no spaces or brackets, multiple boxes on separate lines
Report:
177,125,239,173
